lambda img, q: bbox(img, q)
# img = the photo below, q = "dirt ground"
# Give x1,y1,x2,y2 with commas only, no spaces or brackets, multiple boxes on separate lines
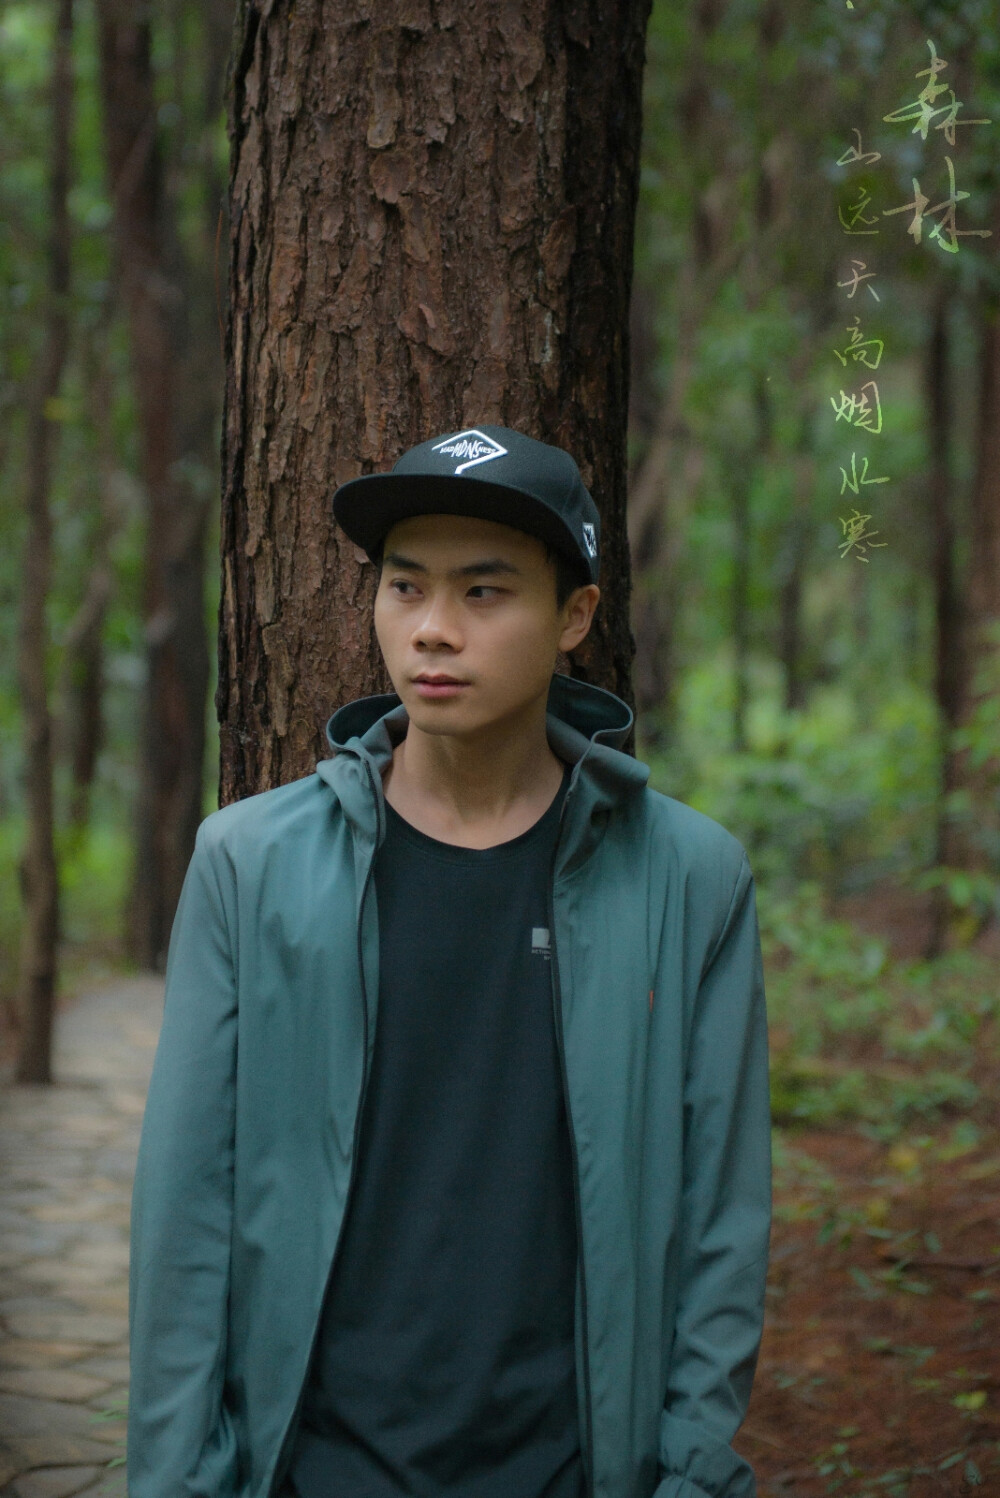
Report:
736,885,1000,1496
734,1125,1000,1496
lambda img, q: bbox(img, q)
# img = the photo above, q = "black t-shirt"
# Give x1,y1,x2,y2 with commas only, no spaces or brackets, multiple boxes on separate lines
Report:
287,765,584,1498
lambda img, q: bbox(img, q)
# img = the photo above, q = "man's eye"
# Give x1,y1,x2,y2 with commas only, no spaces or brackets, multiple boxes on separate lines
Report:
390,579,417,595
468,585,501,599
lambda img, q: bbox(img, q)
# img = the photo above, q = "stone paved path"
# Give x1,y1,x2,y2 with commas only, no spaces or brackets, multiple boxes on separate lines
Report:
0,977,164,1498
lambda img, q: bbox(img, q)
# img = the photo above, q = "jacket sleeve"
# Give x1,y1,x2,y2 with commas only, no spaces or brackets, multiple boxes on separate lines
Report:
127,820,240,1497
655,850,772,1498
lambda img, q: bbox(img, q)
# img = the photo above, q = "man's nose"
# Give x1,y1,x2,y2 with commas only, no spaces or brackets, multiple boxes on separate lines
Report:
411,592,462,649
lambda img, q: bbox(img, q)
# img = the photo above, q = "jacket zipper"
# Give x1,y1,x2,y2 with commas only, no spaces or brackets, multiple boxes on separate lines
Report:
548,784,596,1498
267,760,382,1497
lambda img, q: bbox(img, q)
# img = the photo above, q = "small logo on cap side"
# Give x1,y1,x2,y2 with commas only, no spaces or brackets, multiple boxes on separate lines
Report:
431,429,507,475
582,523,598,558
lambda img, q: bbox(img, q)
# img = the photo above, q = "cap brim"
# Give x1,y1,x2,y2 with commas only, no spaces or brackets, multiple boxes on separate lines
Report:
332,472,594,579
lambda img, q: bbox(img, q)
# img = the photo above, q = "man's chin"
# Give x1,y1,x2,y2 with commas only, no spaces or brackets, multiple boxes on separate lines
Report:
399,691,495,739
404,700,478,734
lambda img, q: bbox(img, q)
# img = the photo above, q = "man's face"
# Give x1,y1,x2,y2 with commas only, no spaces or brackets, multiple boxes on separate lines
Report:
373,512,599,742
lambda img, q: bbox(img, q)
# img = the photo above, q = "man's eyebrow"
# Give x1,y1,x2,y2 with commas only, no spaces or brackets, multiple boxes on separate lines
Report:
382,552,521,579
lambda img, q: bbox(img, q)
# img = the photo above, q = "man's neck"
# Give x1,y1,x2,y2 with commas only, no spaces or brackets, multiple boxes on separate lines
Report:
382,699,567,849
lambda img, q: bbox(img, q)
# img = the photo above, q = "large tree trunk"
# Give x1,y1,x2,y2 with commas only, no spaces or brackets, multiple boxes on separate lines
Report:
15,0,74,1085
96,1,212,968
220,0,651,803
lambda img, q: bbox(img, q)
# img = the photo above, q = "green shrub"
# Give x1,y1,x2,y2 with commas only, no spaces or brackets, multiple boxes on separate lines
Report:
642,653,939,892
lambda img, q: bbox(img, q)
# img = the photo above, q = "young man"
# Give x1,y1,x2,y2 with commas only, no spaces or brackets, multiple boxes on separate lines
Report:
127,425,771,1498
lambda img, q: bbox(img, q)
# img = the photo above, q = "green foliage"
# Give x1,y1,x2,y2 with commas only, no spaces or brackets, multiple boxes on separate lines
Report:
640,657,1000,1136
643,652,939,891
757,880,997,1134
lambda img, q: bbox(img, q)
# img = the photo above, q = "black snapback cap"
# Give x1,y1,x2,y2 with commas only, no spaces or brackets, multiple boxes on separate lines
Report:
332,425,601,585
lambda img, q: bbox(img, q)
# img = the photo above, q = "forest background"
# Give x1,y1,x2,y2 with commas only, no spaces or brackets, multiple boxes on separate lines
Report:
1,0,999,1490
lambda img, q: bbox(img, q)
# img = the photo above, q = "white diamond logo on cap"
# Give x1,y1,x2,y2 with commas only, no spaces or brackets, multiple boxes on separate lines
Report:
431,429,508,475
582,522,597,558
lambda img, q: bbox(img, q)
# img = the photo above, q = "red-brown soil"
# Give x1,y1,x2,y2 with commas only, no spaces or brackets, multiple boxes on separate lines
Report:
735,1127,1000,1496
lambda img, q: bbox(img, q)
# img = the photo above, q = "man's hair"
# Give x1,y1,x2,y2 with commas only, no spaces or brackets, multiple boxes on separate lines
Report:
372,540,587,610
544,545,589,609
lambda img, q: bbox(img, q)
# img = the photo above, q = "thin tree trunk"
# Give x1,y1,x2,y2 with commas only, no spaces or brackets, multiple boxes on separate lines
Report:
96,1,210,969
924,285,964,958
220,0,651,802
15,0,74,1085
969,302,1000,638
630,442,703,745
62,566,110,832
627,281,675,745
59,308,116,832
777,450,814,713
946,197,1000,898
731,462,751,753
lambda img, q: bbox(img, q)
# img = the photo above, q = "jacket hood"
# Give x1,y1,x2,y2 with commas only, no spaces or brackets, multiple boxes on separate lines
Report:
316,674,650,878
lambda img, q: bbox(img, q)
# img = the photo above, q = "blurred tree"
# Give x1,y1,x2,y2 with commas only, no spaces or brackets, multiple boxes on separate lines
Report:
95,0,229,967
218,0,650,802
628,0,741,745
946,190,1000,897
923,284,963,955
16,0,74,1084
905,16,1000,941
58,301,116,833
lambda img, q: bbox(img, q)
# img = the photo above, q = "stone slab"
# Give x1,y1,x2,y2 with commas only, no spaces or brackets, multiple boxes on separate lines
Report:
0,1440,113,1470
5,1465,103,1498
0,1368,112,1402
0,977,163,1490
0,1343,92,1371
67,1357,128,1384
3,1316,126,1347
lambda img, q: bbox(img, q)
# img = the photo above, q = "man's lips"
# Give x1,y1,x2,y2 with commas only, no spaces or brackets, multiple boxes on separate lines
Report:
411,674,470,697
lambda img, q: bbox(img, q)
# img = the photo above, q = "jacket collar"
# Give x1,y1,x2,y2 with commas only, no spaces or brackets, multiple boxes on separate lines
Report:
316,674,650,878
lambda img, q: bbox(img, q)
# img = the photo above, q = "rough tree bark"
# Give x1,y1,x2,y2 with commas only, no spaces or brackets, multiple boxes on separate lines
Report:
96,0,212,968
15,0,74,1084
220,0,652,803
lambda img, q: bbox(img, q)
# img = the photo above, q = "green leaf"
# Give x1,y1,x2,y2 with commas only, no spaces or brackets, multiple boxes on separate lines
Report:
952,1390,987,1412
849,1265,883,1298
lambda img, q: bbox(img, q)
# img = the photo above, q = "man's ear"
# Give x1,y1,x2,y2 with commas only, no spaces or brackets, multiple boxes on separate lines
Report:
558,585,600,654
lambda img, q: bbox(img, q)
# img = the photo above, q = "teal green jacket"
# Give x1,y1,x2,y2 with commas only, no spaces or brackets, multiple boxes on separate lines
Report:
127,674,771,1498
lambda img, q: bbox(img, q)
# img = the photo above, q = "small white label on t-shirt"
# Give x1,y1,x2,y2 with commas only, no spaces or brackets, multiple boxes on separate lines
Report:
531,927,551,957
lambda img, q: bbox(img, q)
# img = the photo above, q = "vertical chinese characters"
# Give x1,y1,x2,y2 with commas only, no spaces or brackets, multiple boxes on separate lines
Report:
882,40,992,255
834,133,888,561
831,34,992,560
